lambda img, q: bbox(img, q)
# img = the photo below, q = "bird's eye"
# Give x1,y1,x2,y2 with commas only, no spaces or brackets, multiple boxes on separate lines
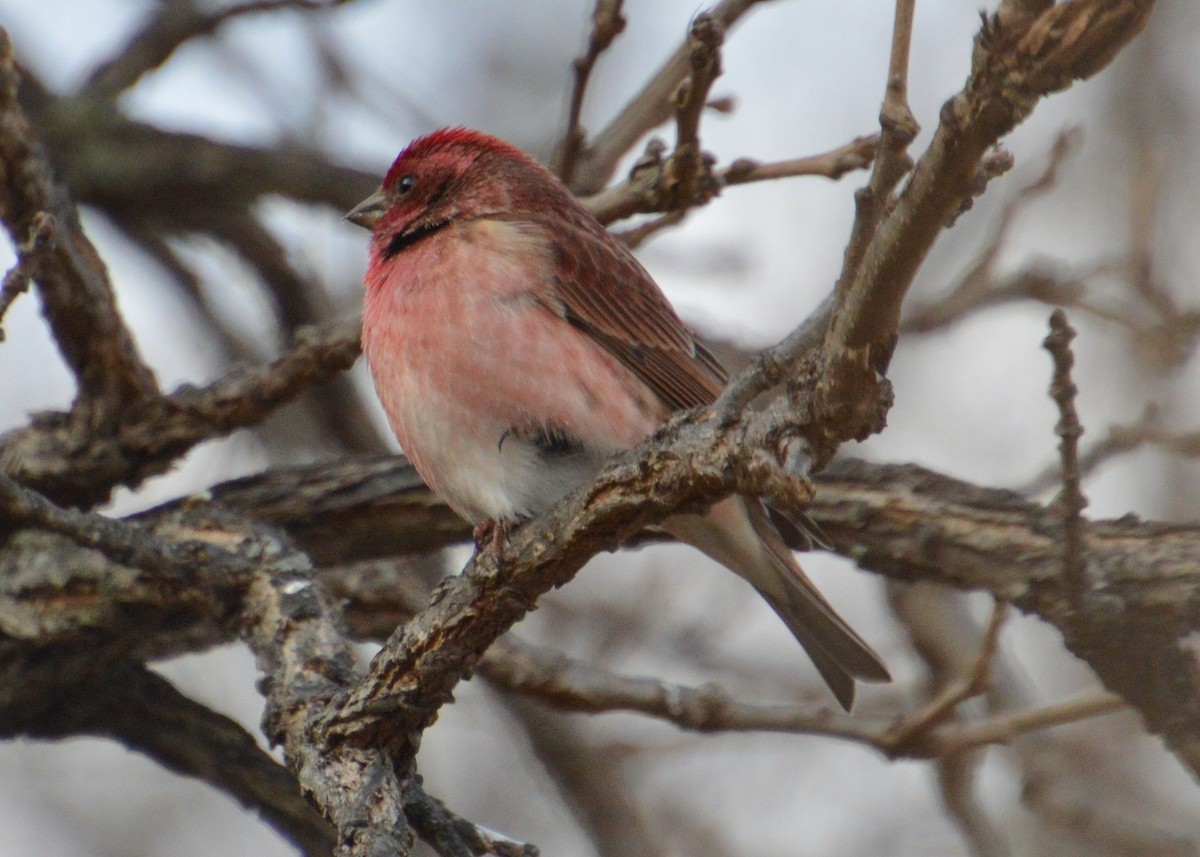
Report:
396,175,415,193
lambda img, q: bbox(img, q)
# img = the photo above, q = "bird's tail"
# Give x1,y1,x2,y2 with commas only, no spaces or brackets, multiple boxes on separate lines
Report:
663,497,890,711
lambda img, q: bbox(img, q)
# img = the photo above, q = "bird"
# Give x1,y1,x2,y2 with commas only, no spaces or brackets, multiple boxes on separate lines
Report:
347,127,889,709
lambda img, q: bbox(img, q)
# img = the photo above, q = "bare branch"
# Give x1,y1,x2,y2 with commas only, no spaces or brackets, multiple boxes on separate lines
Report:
903,130,1081,333
0,209,46,339
833,0,921,331
0,31,159,416
658,13,724,210
821,0,1155,394
570,0,771,194
499,698,661,857
0,455,1167,798
316,409,1199,776
84,0,349,98
1043,310,1089,600
614,208,686,249
238,528,416,857
483,637,874,742
0,657,335,857
584,134,875,226
404,780,538,857
0,317,362,507
882,602,1009,753
719,135,878,186
553,0,626,186
0,471,252,583
942,693,1127,755
1018,406,1200,496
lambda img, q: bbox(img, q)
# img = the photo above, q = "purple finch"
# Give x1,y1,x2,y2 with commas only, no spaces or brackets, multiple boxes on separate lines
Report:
349,128,889,709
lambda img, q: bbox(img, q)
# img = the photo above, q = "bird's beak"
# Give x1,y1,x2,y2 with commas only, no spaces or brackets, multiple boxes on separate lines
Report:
345,189,388,230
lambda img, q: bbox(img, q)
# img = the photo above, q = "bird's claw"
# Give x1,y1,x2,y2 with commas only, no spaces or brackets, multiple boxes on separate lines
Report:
473,518,511,553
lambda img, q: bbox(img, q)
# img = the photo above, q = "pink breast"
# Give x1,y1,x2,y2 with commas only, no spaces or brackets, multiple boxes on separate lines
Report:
361,220,664,513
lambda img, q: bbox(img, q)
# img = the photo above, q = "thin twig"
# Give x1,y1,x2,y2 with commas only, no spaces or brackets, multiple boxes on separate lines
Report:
882,601,1008,753
1020,406,1200,496
553,0,626,187
719,135,878,186
480,637,880,742
903,130,1081,333
1044,309,1089,600
0,211,50,340
941,693,1127,755
714,0,921,417
480,636,1127,762
938,751,1011,857
614,209,687,248
570,0,771,194
661,13,724,210
836,0,920,304
583,134,876,226
405,774,540,857
714,292,835,418
500,697,667,857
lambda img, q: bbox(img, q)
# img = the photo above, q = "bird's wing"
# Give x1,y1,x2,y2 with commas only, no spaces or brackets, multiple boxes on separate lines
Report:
527,208,728,413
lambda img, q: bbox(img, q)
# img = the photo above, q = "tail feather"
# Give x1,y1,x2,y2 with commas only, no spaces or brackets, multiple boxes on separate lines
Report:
746,501,891,684
758,588,857,710
663,498,890,711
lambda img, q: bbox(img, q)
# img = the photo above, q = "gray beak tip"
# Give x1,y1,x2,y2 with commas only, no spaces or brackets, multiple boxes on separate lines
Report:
345,189,388,230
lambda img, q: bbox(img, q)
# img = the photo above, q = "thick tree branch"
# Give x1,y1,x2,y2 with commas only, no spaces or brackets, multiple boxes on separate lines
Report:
5,447,1194,857
240,544,417,857
16,447,1195,768
0,31,158,417
84,0,348,99
822,0,1154,371
0,317,361,507
0,655,336,857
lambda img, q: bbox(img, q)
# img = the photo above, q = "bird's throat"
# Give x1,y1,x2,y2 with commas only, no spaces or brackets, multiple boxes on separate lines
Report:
383,220,450,259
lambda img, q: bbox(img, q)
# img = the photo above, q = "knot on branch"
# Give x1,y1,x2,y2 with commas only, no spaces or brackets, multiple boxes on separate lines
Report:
739,439,817,519
808,346,895,461
660,147,720,211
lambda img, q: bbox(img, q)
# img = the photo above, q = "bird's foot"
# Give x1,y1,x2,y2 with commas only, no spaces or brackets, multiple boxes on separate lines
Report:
473,518,510,553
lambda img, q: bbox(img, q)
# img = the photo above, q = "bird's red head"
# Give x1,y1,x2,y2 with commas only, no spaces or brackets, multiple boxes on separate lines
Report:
381,127,526,192
345,128,555,257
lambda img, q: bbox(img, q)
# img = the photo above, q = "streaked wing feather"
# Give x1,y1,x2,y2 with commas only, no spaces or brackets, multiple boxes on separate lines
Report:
585,326,726,412
534,208,727,412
